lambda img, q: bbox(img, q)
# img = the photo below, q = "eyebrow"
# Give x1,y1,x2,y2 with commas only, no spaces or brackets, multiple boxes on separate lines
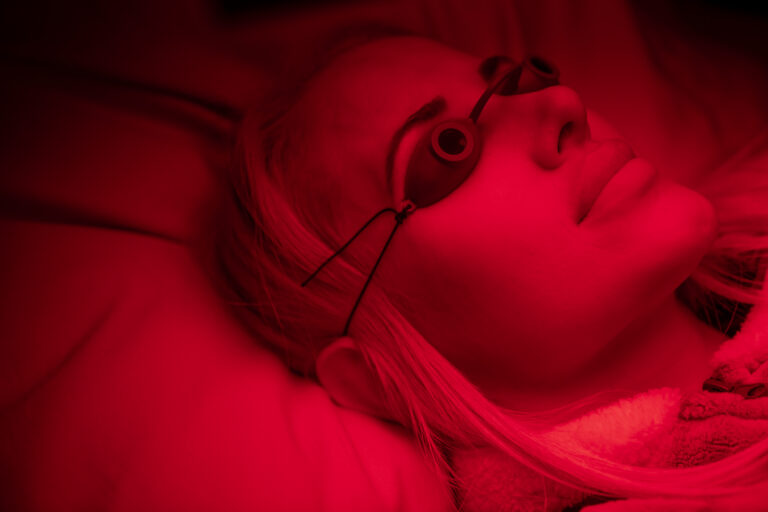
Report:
384,96,447,195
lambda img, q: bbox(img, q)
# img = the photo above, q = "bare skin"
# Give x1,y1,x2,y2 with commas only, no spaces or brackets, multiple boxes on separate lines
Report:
296,36,725,412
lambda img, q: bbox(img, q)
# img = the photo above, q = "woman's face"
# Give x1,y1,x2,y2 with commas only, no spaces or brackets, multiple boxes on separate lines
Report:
296,37,717,388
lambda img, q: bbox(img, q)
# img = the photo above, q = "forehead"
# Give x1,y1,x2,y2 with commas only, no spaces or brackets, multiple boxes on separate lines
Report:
290,37,489,212
303,37,482,125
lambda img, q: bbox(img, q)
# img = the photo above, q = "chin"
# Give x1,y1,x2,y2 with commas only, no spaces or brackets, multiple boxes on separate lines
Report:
664,180,718,256
639,180,718,291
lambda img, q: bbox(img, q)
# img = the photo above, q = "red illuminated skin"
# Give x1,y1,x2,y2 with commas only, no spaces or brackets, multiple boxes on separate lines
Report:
297,37,726,411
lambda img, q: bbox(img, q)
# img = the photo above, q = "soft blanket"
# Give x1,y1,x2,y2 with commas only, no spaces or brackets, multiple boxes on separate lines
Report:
454,287,768,511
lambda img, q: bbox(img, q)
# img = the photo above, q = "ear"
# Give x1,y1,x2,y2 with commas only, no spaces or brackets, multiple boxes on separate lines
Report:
315,337,393,421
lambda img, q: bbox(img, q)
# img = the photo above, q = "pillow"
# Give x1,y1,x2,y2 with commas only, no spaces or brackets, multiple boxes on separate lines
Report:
0,1,449,509
0,220,448,510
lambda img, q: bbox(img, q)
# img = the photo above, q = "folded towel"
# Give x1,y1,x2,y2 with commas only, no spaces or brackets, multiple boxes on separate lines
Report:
453,292,768,511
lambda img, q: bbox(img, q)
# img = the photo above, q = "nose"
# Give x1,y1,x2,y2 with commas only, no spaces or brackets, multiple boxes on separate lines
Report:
529,86,589,170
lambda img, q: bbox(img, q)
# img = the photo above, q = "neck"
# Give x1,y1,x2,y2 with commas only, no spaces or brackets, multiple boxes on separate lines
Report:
489,294,728,415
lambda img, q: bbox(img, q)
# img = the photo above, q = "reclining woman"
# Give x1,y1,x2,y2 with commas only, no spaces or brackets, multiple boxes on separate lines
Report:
216,34,768,510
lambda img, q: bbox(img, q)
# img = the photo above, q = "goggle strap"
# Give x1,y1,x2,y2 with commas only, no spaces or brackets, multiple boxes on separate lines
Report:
469,64,522,123
342,205,412,336
301,203,415,336
301,206,398,287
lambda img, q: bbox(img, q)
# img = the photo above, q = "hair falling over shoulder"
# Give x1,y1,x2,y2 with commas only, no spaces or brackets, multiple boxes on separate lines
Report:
212,77,768,510
676,130,768,336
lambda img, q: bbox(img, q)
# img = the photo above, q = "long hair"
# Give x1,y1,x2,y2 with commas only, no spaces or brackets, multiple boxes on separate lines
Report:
213,34,768,508
676,129,768,334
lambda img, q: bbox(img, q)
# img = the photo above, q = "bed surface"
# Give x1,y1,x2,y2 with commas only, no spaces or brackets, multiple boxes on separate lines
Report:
2,1,766,510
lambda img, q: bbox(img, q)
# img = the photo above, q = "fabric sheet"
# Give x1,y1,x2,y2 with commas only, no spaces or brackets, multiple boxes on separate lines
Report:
2,0,767,510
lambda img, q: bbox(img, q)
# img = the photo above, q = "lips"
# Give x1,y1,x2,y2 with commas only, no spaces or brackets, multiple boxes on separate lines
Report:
576,140,635,224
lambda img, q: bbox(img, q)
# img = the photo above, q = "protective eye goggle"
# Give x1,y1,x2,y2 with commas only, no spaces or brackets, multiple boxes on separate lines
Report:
302,55,560,336
406,55,559,207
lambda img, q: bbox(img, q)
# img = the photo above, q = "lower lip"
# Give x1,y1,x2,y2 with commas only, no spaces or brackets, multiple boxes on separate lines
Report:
581,158,658,224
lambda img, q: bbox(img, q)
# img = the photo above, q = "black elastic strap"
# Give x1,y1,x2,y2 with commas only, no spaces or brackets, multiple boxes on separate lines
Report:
301,206,397,287
469,63,522,123
341,204,413,335
302,203,415,335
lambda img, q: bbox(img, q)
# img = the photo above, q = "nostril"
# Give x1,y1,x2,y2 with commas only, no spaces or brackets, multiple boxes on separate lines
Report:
530,85,588,170
557,122,574,154
528,56,558,78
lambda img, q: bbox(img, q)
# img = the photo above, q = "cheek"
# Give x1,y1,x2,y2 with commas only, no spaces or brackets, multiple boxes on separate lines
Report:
381,172,586,380
377,142,713,384
381,200,669,385
387,236,629,385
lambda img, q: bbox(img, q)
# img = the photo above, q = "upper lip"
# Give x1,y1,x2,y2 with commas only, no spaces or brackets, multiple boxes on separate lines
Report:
576,139,635,223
